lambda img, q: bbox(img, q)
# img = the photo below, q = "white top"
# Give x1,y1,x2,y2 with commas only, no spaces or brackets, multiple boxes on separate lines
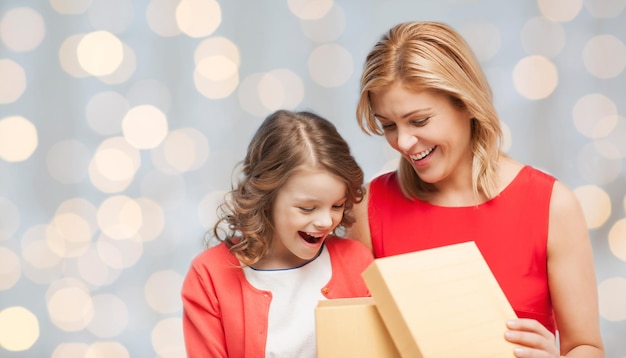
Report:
243,245,332,358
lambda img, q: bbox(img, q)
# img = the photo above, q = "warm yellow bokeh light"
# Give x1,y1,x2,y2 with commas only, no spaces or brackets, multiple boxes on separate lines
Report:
89,137,141,193
196,55,237,81
58,34,90,78
258,69,305,111
583,34,626,79
537,0,582,22
76,247,120,287
194,69,239,99
308,43,353,88
47,284,94,332
300,3,346,43
85,341,129,358
145,271,183,314
0,7,46,52
97,43,137,85
122,105,168,149
194,37,240,67
288,0,333,20
96,233,144,269
574,185,612,229
0,197,20,241
157,128,210,173
94,148,136,182
147,0,182,37
238,73,272,116
572,93,618,139
258,73,284,111
608,219,626,262
97,196,143,240
193,44,239,100
21,225,63,271
0,116,38,162
0,59,26,104
135,198,165,242
0,247,20,290
151,318,186,358
51,343,89,358
77,31,124,76
46,212,92,258
598,277,626,321
0,306,39,351
176,0,221,38
50,0,91,14
512,55,558,100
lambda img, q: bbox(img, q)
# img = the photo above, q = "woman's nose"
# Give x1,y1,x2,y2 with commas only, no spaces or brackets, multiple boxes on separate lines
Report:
396,127,418,153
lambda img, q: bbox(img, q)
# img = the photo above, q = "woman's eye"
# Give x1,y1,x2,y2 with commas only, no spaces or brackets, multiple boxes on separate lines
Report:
299,207,314,213
381,122,396,130
332,203,345,210
411,117,430,126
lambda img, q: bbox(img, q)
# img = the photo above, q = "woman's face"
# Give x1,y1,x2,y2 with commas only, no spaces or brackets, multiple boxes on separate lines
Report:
265,167,346,269
369,82,474,189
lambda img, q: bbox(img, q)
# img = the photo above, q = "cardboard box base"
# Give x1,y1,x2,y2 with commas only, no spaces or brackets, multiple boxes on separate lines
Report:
315,297,401,358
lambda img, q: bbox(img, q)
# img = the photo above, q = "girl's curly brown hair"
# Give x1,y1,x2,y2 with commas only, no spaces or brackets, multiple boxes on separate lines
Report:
210,110,365,266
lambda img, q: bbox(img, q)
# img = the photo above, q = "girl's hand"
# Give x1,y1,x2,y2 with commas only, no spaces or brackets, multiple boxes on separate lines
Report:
504,319,560,357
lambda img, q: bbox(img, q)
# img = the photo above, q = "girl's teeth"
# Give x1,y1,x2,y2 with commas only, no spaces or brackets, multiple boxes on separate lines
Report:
300,232,322,243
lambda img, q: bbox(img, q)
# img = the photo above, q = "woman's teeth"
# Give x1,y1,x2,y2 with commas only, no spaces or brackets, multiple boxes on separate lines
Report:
410,146,435,161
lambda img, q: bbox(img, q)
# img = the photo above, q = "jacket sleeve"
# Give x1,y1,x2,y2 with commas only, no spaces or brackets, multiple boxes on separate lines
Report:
181,262,229,358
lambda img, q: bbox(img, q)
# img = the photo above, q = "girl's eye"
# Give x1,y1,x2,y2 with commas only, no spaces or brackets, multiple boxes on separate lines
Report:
299,207,314,213
332,203,345,210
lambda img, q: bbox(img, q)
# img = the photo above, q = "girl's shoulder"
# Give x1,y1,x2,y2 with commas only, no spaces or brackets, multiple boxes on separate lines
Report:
191,241,238,267
325,236,374,257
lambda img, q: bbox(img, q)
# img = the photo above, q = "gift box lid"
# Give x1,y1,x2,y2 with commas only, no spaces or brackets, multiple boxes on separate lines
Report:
362,241,518,358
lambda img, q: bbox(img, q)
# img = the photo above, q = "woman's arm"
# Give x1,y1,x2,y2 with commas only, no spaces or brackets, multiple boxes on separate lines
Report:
505,181,605,357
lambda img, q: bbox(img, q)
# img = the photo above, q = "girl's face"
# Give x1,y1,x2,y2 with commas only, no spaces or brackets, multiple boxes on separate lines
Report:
265,167,346,269
370,81,474,190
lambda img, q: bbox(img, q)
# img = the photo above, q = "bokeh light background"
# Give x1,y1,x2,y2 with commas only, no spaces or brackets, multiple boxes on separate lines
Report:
0,0,625,357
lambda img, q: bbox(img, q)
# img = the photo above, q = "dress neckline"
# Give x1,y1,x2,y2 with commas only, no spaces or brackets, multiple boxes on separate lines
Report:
417,165,529,209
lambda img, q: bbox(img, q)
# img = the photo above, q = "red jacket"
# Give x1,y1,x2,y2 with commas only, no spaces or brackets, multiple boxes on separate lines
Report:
181,237,374,358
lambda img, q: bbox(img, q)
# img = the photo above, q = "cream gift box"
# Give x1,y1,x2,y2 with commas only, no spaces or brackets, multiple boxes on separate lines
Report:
361,241,518,358
315,296,401,358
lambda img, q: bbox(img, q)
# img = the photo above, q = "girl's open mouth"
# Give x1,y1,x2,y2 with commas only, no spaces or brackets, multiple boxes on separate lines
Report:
299,231,323,244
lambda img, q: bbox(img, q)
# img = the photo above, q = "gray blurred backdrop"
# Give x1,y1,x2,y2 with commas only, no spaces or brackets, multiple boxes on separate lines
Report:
0,0,625,357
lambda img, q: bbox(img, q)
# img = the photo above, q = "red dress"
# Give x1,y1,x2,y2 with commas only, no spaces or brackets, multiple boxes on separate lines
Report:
368,165,556,333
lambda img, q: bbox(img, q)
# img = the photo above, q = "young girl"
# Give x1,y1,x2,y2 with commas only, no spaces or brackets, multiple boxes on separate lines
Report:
181,110,374,358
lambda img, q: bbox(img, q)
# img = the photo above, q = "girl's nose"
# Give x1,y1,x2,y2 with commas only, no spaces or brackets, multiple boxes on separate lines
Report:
313,210,333,230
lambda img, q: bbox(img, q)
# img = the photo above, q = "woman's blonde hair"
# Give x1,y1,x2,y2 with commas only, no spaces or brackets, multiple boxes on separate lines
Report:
211,110,365,265
356,21,503,200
